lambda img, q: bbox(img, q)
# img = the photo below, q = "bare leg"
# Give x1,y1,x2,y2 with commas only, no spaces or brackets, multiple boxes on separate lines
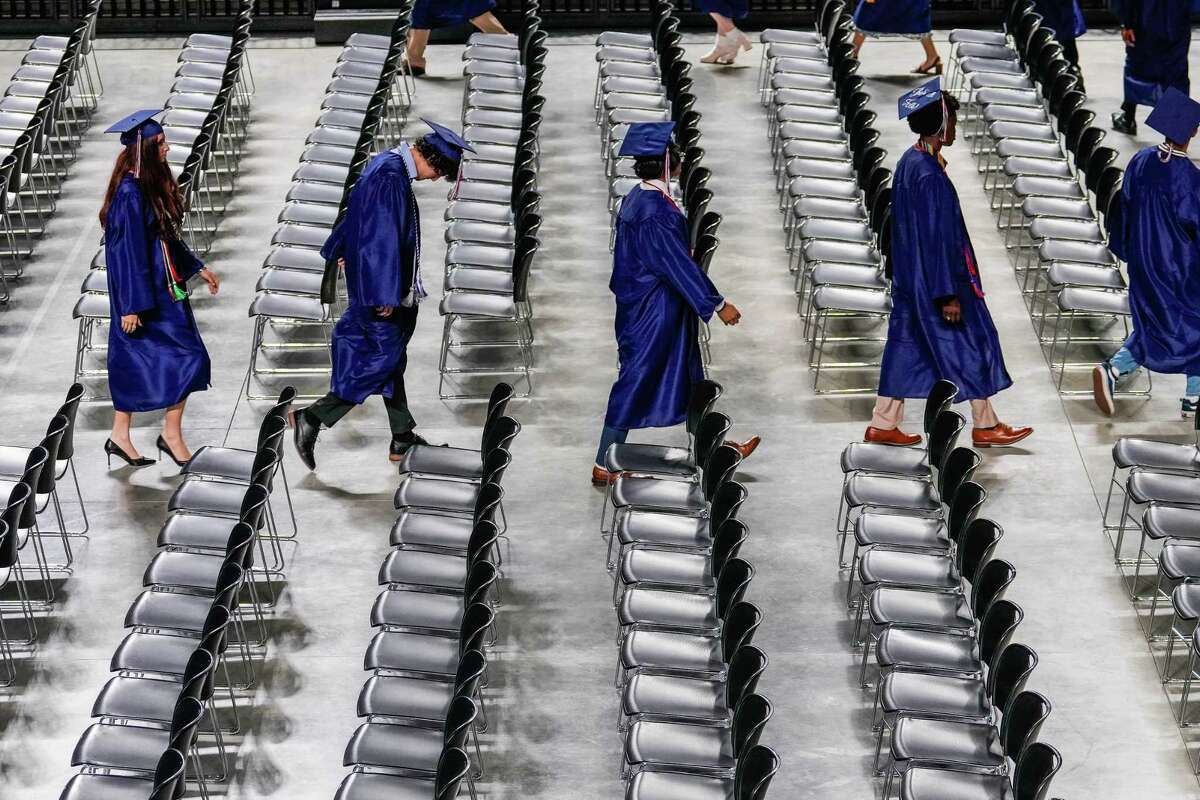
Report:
915,35,941,72
160,399,192,462
469,11,508,34
852,31,865,58
710,11,735,35
407,28,430,69
109,411,143,458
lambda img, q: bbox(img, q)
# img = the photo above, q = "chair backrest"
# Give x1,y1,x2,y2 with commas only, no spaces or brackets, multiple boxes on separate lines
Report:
922,380,959,434
255,415,289,464
710,481,749,531
482,416,521,457
694,412,733,476
685,379,723,439
1013,741,1063,800
716,557,755,619
1055,92,1087,138
938,446,983,506
736,744,781,800
166,696,206,759
480,447,513,487
148,748,187,800
485,382,516,426
946,479,987,543
1085,146,1119,186
1001,690,1051,766
703,444,742,502
177,647,217,706
466,520,501,570
54,383,86,462
711,518,750,578
0,521,13,571
32,415,69,494
979,598,1024,668
453,649,489,702
248,448,280,490
463,560,499,608
472,481,504,525
722,601,763,663
238,484,271,530
725,644,768,711
1072,125,1104,171
972,558,1017,619
731,693,773,759
459,602,496,656
442,696,479,751
957,518,1004,583
434,747,473,800
927,409,966,473
988,643,1039,727
211,562,246,613
0,484,30,558
198,603,233,658
13,447,48,528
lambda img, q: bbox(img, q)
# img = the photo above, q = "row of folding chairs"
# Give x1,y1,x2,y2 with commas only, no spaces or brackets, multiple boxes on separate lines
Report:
835,379,1064,799
594,2,723,366
333,383,519,800
0,4,105,301
435,4,546,401
950,0,1137,399
0,384,87,686
69,27,256,399
758,2,893,396
595,378,782,799
245,18,412,402
56,388,297,799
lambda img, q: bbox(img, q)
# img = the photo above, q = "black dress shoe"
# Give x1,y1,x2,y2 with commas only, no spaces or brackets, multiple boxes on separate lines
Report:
1111,110,1137,135
293,408,320,470
389,432,444,462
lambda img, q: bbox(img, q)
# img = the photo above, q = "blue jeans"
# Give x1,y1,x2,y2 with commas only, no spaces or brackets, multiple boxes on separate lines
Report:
1110,345,1200,397
595,426,629,467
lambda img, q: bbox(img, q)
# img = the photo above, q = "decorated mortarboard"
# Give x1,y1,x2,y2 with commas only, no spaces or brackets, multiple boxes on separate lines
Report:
1146,88,1200,145
618,121,677,158
104,109,164,146
897,78,942,120
420,117,476,161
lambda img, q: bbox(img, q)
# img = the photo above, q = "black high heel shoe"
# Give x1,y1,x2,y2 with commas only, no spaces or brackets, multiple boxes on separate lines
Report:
105,439,155,468
156,436,190,468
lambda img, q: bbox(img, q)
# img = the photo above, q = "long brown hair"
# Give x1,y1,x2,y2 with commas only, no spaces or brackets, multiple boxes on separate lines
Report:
98,133,186,239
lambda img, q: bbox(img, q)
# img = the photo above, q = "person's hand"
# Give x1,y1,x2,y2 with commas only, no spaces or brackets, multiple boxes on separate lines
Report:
338,258,346,272
120,313,141,334
376,306,394,318
200,267,220,295
1121,27,1136,45
717,302,742,326
942,298,962,324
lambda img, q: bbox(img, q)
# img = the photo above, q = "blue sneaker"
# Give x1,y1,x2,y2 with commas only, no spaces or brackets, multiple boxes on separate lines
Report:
1092,361,1117,416
1182,397,1198,418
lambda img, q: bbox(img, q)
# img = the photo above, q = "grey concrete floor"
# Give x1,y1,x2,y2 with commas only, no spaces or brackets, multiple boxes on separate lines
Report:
0,27,1198,800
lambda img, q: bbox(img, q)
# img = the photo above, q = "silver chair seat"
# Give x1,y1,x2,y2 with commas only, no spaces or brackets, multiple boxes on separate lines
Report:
257,264,324,294
287,181,347,206
390,509,474,550
463,60,525,79
1112,438,1200,471
597,45,657,63
378,548,467,589
778,121,846,144
779,138,851,161
398,445,482,479
797,217,871,243
602,76,668,96
358,674,455,723
1021,196,1093,220
762,28,823,44
841,441,929,478
454,179,518,204
143,549,224,591
467,91,526,113
158,512,244,550
365,630,463,674
1144,504,1200,544
785,158,855,180
995,138,1066,160
1044,262,1125,290
1173,582,1200,620
440,291,518,318
606,443,694,476
876,627,979,674
446,266,515,293
73,721,170,773
272,222,332,249
446,200,515,224
771,56,833,76
447,242,517,269
890,716,1002,769
446,219,515,245
110,631,197,674
810,262,886,290
59,773,158,800
869,586,973,631
812,285,891,314
844,474,940,512
774,88,837,108
293,161,352,186
976,87,1040,107
344,722,442,772
789,176,860,201
879,670,988,719
621,628,722,675
92,674,182,723
598,60,661,80
279,201,339,227
1002,156,1071,179
958,55,1023,75
625,719,735,772
766,41,824,60
772,72,836,91
625,768,732,800
948,29,1007,45
184,446,255,481
618,587,720,631
469,31,518,48
617,510,710,547
955,42,1017,60
989,120,1057,141
620,548,714,591
794,196,865,222
125,589,212,633
858,549,958,591
1128,470,1200,506
394,475,480,512
1037,239,1114,265
249,291,328,322
900,766,1014,800
168,480,248,516
463,108,523,130
623,672,727,724
608,107,672,126
967,71,1034,91
775,104,843,125
1010,175,1083,199
597,31,654,47
462,43,522,63
467,74,525,95
612,476,705,512
982,104,1049,125
1159,541,1200,581
1056,286,1128,315
1028,218,1103,243
463,142,521,164
371,587,465,631
855,513,950,550
804,239,880,266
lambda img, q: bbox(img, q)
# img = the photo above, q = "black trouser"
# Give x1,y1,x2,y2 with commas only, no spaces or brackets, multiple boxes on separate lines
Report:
1060,38,1080,70
306,373,417,437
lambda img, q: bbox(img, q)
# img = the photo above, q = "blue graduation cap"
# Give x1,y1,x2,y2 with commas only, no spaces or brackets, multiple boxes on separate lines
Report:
104,109,164,146
420,117,475,162
1146,88,1200,144
618,121,676,158
898,78,942,120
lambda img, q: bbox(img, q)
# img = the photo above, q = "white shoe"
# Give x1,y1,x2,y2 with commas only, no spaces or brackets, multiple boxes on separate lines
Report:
700,33,725,64
714,31,742,64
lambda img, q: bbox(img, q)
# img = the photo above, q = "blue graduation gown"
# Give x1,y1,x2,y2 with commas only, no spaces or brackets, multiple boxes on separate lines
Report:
1117,0,1190,106
1108,147,1200,375
878,148,1012,401
692,0,749,19
411,0,497,28
853,0,932,36
104,175,210,413
321,149,420,405
604,186,724,431
1033,0,1086,42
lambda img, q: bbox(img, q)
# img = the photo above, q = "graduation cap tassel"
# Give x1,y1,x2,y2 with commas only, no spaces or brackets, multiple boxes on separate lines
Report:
134,127,142,178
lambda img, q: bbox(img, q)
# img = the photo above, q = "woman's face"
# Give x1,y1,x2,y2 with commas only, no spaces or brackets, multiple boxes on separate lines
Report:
154,133,169,160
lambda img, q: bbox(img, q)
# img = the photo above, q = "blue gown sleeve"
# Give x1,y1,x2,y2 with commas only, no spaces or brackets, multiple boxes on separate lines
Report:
104,186,157,317
320,212,348,263
638,213,724,321
352,172,413,307
173,237,205,282
910,173,962,305
1108,176,1133,263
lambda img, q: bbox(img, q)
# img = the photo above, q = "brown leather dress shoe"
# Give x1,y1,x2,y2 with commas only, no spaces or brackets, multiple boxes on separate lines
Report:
724,436,762,459
863,426,923,446
592,465,617,486
972,423,1033,447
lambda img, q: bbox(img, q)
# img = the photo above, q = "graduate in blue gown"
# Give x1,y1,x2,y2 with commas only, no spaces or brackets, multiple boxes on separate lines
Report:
1033,0,1087,83
592,123,754,485
1093,89,1200,417
851,0,942,75
692,0,753,66
100,109,220,469
292,119,473,470
406,0,507,76
866,79,1033,448
1111,0,1191,134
